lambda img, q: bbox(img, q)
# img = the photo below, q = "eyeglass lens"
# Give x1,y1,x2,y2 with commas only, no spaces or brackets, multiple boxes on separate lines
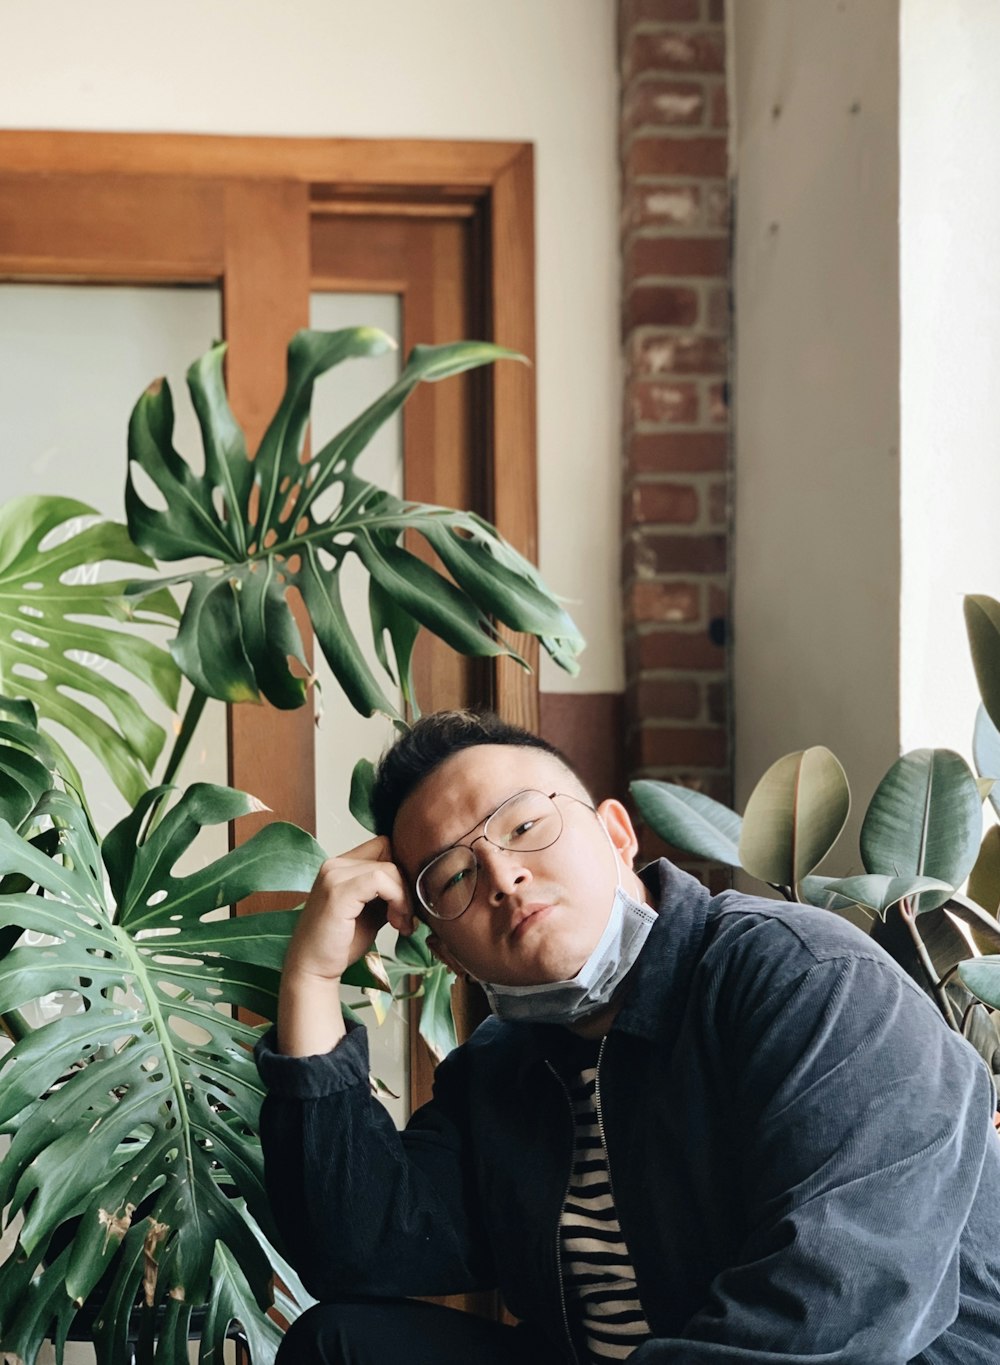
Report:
417,789,564,919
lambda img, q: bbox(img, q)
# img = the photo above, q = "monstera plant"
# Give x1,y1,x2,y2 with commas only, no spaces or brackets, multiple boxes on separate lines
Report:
0,328,584,1364
633,596,1000,1089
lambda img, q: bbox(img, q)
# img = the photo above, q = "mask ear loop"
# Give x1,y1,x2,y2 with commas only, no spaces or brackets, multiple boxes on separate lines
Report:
595,810,624,892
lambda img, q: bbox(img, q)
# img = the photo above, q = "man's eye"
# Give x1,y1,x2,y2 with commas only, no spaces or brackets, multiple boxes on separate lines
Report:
442,867,472,893
509,818,538,840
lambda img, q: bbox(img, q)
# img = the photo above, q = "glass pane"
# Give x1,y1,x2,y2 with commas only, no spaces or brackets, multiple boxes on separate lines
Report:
0,282,228,839
309,291,409,1125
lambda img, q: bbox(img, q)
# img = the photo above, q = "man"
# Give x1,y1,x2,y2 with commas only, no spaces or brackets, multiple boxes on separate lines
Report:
256,710,1000,1364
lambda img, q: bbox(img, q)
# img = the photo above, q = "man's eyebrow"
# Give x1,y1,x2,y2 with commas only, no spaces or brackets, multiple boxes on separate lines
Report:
411,789,528,871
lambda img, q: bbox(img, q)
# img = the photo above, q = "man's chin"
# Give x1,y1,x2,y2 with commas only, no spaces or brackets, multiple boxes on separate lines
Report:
498,947,591,989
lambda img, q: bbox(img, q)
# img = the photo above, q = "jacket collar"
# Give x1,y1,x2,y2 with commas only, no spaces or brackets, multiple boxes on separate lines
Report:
609,859,713,1043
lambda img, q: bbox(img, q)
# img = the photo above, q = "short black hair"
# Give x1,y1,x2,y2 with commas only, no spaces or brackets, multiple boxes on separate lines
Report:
371,708,580,837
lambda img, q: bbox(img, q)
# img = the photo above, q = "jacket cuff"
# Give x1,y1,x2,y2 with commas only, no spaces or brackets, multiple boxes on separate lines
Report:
254,1021,370,1098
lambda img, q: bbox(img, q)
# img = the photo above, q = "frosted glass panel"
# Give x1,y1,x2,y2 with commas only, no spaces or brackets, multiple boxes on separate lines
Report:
0,283,227,839
309,291,408,1124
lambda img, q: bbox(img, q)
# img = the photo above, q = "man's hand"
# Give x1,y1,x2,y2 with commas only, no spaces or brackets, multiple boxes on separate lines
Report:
277,836,417,1057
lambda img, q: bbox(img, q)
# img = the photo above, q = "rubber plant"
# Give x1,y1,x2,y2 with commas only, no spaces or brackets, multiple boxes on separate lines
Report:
631,596,1000,1089
0,328,584,1364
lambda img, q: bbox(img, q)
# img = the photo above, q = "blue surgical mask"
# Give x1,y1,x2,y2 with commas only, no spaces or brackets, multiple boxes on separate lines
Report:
480,883,657,1025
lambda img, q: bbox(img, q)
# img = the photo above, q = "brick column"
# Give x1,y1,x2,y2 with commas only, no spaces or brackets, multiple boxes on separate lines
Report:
619,0,732,860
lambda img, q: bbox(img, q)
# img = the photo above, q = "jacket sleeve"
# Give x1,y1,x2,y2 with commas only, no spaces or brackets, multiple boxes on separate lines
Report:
255,1021,496,1301
632,941,997,1364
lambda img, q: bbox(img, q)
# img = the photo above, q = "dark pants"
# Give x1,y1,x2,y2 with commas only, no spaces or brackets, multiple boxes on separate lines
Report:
278,1299,552,1365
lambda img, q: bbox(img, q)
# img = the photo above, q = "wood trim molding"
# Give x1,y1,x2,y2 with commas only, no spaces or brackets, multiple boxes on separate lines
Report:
487,144,539,731
0,130,526,190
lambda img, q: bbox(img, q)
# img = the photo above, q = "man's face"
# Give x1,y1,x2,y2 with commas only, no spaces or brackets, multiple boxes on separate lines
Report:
391,744,643,986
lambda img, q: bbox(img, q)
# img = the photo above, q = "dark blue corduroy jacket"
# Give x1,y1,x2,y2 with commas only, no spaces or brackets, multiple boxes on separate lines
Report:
256,861,1000,1362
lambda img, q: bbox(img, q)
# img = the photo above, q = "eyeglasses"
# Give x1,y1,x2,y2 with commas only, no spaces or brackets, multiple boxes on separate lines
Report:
415,788,595,921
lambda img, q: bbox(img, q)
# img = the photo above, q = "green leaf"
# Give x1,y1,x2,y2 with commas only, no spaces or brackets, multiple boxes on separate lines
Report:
391,920,436,971
418,960,458,1062
797,874,868,914
958,955,1000,1012
630,779,742,867
968,825,1000,916
0,696,59,832
379,923,457,1060
0,495,180,802
960,1001,1000,1083
860,749,981,913
819,874,953,918
349,756,377,834
973,704,1000,820
125,330,583,720
965,595,1000,737
199,1240,282,1365
870,898,1000,1036
0,778,327,1363
738,747,850,888
421,517,583,674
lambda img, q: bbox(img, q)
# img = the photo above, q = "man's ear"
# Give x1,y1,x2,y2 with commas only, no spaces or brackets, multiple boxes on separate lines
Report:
595,797,640,870
425,931,469,979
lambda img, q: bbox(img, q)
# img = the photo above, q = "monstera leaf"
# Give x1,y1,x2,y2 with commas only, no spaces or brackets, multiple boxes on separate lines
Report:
388,922,458,1062
0,495,180,802
0,759,382,1365
124,329,583,719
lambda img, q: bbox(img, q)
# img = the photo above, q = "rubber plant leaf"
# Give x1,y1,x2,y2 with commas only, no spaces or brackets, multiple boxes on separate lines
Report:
859,748,981,914
0,777,331,1365
869,896,1000,1003
124,330,584,720
965,595,1000,737
968,825,1000,917
973,703,1000,821
797,875,869,915
738,747,850,890
818,874,953,919
630,779,742,867
0,494,180,803
958,956,1000,1012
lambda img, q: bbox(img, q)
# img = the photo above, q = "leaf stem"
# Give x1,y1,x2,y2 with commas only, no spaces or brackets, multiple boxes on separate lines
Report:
139,688,210,842
161,688,209,789
900,897,961,1031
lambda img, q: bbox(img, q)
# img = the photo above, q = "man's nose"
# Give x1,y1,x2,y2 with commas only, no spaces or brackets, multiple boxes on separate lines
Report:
474,839,532,902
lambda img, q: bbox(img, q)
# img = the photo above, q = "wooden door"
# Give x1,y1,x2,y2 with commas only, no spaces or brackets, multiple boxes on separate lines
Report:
0,131,538,1096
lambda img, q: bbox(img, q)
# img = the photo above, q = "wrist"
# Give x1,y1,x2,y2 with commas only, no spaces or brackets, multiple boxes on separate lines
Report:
282,954,345,987
277,970,346,1057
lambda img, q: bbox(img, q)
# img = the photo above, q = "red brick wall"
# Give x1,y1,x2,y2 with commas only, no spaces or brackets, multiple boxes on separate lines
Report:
618,0,732,860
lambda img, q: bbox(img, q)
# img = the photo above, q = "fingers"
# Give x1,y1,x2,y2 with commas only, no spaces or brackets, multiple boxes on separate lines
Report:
330,836,418,934
298,845,417,967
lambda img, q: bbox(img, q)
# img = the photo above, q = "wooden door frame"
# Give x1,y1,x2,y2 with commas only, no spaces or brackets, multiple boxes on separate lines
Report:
0,129,540,746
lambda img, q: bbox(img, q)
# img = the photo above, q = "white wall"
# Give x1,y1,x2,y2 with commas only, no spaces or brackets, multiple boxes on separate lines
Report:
899,0,1000,757
731,0,901,859
1,0,621,694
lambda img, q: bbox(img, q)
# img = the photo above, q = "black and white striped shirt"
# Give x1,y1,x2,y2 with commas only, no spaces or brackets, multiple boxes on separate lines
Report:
560,1066,652,1361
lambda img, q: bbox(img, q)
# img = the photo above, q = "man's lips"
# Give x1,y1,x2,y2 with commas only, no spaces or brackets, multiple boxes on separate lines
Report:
509,903,555,940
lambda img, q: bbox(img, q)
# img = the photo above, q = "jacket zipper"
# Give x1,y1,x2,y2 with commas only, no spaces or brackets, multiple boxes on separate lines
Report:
593,1035,612,1201
594,1036,651,1328
545,1059,580,1365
